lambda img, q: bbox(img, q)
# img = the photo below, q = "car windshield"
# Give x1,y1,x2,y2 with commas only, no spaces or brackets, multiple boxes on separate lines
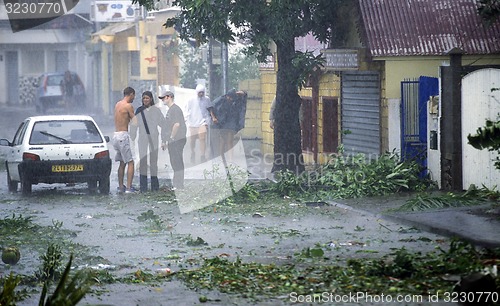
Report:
30,120,103,145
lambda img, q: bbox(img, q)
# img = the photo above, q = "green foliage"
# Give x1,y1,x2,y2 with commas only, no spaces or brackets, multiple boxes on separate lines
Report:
39,255,90,306
173,239,500,300
137,209,160,222
0,255,90,306
0,273,22,306
467,119,500,169
231,182,259,203
292,51,324,90
396,185,499,212
298,247,325,258
36,244,64,282
477,0,500,26
228,50,260,89
272,151,431,200
177,42,208,88
397,193,487,212
0,214,34,229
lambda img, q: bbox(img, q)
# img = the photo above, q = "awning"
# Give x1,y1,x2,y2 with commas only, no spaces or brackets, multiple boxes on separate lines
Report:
91,23,135,44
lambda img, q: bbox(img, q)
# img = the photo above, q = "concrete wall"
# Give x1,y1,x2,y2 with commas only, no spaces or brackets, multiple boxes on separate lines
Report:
238,79,262,140
260,70,277,156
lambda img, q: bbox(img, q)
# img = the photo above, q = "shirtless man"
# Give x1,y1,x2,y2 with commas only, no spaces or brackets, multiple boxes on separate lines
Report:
113,87,137,193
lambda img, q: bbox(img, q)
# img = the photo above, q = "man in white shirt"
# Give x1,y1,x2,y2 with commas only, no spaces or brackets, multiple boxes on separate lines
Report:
185,84,211,163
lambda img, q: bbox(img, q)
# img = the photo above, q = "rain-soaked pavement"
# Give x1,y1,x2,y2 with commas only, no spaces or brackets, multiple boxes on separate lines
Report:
0,105,499,305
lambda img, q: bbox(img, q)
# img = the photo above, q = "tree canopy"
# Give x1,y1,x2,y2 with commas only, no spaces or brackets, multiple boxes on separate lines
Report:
477,0,500,25
134,0,347,173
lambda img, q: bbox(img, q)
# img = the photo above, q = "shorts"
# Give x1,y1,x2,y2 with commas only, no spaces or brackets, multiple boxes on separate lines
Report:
112,131,134,163
189,125,207,138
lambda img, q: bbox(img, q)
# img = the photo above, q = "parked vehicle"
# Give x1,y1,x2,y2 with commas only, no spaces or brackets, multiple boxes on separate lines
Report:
34,71,86,113
0,115,111,195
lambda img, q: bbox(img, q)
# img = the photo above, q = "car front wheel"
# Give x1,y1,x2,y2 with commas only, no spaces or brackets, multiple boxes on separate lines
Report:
20,174,32,195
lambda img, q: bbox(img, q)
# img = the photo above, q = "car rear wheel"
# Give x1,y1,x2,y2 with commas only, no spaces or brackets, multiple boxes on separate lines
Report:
6,166,18,192
39,98,48,114
99,176,110,194
88,179,98,193
20,174,32,195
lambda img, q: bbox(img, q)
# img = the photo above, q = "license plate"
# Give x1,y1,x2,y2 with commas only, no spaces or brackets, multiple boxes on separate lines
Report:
52,164,84,172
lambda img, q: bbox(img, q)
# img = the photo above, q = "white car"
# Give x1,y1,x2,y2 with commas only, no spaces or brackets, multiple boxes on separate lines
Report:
0,115,111,195
34,71,86,113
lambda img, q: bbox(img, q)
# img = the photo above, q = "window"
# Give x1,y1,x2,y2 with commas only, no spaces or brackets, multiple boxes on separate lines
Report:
30,120,102,145
13,121,28,145
22,50,44,74
130,51,140,76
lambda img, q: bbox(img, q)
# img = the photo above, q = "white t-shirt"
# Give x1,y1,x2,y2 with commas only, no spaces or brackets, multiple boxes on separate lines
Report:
186,96,211,128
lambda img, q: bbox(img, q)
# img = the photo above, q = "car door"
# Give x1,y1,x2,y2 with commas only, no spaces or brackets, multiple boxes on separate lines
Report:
7,120,29,181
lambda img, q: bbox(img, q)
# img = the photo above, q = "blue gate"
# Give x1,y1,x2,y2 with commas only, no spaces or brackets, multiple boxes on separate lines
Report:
401,76,438,171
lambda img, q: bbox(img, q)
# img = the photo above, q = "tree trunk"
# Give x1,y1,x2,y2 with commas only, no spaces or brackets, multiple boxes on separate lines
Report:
272,37,305,174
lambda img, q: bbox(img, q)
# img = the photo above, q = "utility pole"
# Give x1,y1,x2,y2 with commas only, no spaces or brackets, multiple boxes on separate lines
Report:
208,38,229,100
208,38,222,100
221,42,229,93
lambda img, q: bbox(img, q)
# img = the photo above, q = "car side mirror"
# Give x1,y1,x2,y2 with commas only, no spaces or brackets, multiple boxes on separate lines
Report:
0,138,12,146
104,136,110,143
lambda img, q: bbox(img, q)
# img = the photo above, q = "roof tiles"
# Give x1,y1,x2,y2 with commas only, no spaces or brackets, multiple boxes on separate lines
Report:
359,0,500,56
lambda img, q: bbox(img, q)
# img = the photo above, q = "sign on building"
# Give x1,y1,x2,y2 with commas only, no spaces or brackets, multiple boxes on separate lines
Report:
91,1,142,22
321,49,359,70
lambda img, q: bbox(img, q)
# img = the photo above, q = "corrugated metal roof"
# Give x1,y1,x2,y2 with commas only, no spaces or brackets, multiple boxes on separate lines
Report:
359,0,500,56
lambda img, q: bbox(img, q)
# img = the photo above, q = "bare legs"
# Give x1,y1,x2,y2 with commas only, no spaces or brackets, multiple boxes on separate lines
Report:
118,160,134,190
189,125,208,162
219,130,236,161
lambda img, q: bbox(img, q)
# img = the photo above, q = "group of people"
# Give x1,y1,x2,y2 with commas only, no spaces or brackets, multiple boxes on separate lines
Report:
112,85,247,194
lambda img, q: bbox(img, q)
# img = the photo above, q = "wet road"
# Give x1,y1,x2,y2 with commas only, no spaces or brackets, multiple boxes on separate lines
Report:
0,105,454,305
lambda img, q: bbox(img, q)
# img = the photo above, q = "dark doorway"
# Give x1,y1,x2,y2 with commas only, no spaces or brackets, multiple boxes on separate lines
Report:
322,97,339,152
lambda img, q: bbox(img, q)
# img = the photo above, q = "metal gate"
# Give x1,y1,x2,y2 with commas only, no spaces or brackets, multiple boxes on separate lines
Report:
401,76,438,168
341,71,380,156
462,68,500,189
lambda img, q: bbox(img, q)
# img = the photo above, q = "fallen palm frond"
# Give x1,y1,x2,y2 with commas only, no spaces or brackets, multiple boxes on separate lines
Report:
395,192,487,212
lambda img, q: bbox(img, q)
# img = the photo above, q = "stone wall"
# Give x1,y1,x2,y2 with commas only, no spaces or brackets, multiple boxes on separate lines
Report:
19,76,38,105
